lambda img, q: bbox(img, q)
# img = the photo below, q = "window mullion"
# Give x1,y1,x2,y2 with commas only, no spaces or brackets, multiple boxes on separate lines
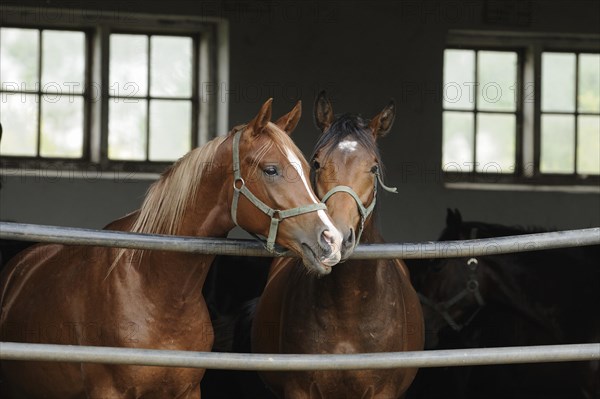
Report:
573,53,579,174
90,26,110,165
522,44,537,177
473,50,479,173
146,35,152,162
531,44,542,178
191,34,200,149
36,29,43,158
82,30,93,162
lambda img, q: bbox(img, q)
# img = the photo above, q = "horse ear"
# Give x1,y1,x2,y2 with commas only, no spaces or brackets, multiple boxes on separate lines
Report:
369,100,396,139
251,98,273,136
314,90,334,132
446,208,463,229
454,208,463,224
274,100,302,135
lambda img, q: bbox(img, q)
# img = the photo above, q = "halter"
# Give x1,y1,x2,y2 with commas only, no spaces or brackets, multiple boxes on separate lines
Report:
418,257,486,332
230,128,327,253
320,170,398,246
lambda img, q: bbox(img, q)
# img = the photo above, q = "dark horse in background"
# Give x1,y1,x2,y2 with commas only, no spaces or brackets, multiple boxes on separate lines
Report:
407,209,600,399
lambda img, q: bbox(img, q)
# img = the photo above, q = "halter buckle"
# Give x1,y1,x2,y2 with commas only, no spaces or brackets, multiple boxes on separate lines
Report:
233,177,245,191
467,279,479,292
272,210,282,221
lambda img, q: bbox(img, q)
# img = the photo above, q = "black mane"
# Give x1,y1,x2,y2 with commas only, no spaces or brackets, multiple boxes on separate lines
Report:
440,209,552,241
310,113,382,166
440,221,550,241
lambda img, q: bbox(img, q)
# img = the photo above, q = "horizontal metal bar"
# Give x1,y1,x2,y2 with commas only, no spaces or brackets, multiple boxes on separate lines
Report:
0,222,598,259
1,342,598,370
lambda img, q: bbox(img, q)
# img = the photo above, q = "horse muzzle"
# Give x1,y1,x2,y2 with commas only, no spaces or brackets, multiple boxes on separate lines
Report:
300,228,342,275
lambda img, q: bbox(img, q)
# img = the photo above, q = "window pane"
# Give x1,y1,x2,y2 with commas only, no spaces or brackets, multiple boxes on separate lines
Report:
542,52,576,112
0,28,39,91
150,36,192,97
443,50,475,110
477,51,517,111
40,95,84,158
149,100,191,161
577,116,600,175
109,101,147,160
541,114,575,174
442,111,474,172
41,30,85,94
110,34,148,97
475,113,516,173
578,54,600,113
0,93,38,156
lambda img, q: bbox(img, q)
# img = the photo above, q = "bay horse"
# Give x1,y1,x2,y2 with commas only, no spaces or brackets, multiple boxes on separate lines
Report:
251,92,424,398
407,209,600,399
0,99,343,399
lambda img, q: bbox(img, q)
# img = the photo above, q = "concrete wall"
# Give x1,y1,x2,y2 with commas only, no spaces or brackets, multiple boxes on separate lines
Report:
1,0,599,241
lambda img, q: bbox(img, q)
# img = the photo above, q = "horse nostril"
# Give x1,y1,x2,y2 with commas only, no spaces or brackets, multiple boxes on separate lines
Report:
321,229,335,245
319,229,337,256
345,228,355,245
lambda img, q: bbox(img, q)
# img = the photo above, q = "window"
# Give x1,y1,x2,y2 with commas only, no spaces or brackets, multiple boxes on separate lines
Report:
443,49,519,174
1,28,86,158
0,7,228,174
540,52,600,175
442,31,600,188
108,34,194,162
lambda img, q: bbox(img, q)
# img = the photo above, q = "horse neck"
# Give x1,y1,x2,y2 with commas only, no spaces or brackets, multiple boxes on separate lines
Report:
111,145,235,299
311,218,395,308
480,255,575,339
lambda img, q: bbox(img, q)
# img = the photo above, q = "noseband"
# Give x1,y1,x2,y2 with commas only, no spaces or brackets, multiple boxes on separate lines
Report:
320,170,397,246
230,128,327,253
418,257,486,332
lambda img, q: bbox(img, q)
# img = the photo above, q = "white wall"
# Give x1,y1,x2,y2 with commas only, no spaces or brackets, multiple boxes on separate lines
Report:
1,0,599,240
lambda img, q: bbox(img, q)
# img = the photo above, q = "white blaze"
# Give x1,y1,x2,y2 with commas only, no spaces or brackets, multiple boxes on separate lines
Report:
285,148,341,241
337,140,358,152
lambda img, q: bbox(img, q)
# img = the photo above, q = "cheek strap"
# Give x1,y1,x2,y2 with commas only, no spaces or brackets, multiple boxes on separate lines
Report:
231,129,327,253
320,171,397,246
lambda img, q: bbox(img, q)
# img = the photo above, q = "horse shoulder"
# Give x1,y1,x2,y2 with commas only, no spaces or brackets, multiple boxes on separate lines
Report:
1,243,65,317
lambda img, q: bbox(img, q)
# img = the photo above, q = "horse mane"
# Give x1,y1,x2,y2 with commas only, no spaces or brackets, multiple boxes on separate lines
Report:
130,123,303,236
441,209,555,242
467,222,548,238
130,135,228,236
106,135,227,276
310,113,382,167
107,123,303,276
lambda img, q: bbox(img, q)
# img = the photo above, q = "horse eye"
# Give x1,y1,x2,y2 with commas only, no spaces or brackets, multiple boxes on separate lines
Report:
370,165,379,174
312,160,321,170
263,166,278,177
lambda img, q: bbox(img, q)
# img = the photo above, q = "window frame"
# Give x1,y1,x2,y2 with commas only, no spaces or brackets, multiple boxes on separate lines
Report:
443,30,600,189
0,6,229,175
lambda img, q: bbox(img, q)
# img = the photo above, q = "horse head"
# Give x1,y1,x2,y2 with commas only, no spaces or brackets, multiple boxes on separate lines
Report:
231,99,343,275
310,91,397,260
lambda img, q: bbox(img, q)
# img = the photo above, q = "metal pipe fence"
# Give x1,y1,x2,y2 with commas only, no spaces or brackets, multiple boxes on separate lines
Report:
1,222,599,259
0,221,598,369
1,342,599,370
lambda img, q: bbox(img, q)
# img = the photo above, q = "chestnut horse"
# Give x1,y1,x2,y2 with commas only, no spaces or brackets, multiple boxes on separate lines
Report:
0,99,343,399
252,93,424,398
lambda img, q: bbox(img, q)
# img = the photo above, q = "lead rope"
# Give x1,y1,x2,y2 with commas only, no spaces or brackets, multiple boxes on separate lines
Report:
230,129,327,253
